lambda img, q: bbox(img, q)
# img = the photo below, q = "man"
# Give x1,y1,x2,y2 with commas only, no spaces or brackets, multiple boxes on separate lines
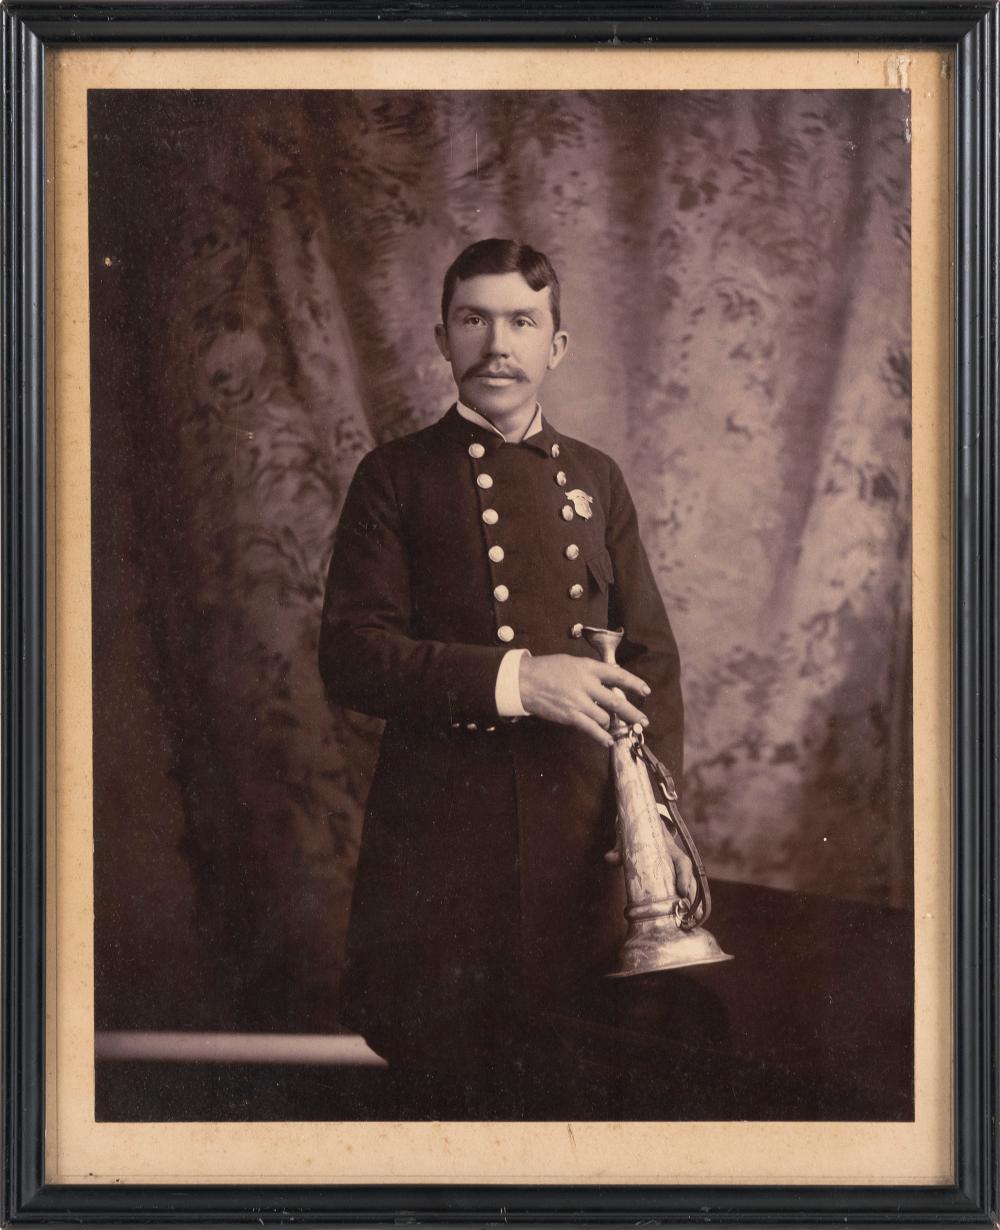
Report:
319,238,683,1078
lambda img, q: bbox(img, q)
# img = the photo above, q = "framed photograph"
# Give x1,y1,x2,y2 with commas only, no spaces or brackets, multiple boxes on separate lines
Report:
3,2,997,1224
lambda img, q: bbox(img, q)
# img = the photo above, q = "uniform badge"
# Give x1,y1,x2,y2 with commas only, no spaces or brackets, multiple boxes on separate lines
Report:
566,489,594,520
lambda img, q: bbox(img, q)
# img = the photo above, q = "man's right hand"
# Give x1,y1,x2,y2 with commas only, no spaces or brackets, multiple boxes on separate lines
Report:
518,653,651,747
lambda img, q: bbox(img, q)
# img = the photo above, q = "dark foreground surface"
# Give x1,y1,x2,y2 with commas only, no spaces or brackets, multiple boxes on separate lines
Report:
97,880,913,1122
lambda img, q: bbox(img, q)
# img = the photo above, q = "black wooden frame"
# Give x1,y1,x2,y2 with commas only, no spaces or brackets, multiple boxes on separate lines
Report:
2,3,996,1224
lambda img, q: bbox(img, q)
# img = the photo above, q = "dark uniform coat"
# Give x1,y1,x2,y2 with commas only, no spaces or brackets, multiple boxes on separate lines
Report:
319,405,683,1066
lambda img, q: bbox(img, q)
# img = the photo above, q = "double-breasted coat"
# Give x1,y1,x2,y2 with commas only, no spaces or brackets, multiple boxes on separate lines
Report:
319,405,683,1064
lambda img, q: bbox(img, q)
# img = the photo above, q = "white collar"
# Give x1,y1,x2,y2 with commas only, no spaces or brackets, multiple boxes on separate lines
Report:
456,400,543,443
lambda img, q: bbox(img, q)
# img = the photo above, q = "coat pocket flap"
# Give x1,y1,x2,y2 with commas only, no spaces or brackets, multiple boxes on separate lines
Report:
586,547,615,594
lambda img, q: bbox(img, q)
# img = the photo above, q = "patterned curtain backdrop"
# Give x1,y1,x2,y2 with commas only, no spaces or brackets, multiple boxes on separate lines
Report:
88,89,912,1029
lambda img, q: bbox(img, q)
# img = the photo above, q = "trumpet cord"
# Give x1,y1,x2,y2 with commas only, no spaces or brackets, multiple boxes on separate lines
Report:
629,735,713,930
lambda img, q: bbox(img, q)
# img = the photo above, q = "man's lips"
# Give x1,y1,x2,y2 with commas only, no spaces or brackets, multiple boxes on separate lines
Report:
470,371,524,382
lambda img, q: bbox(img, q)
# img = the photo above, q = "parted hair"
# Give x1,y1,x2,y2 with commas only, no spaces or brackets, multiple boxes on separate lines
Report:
441,238,561,332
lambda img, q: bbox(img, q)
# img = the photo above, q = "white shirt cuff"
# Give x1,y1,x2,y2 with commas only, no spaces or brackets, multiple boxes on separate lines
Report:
495,649,531,718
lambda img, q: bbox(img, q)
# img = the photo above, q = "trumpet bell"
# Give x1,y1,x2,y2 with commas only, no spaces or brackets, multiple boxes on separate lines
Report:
609,906,733,978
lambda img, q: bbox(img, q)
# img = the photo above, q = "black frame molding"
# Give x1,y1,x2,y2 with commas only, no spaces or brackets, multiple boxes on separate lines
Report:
2,3,997,1224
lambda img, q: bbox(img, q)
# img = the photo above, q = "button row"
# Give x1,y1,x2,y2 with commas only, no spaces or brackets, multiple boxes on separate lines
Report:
468,435,578,649
477,471,567,492
468,441,561,458
469,441,560,458
500,622,576,641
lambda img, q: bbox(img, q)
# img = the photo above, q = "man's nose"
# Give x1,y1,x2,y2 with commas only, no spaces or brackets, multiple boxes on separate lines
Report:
486,320,512,355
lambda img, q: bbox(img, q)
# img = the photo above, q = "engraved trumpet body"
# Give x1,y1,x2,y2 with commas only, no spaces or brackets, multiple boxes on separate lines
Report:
584,626,733,977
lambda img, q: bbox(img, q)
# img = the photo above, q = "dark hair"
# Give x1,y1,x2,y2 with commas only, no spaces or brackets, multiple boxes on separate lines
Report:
441,238,561,331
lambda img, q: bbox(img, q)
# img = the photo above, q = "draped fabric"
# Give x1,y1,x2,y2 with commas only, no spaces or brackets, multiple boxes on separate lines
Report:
88,89,911,1029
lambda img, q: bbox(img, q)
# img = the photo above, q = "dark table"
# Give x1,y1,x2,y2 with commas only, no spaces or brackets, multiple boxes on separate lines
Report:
96,879,913,1122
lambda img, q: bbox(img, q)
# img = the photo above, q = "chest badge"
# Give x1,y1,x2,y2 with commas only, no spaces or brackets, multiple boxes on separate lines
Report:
566,489,594,520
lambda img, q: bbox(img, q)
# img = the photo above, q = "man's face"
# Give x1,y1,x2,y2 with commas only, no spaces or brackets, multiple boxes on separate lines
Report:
435,271,569,424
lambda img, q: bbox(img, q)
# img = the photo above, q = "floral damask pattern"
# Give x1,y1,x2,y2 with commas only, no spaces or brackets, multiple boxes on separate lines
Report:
89,89,911,1027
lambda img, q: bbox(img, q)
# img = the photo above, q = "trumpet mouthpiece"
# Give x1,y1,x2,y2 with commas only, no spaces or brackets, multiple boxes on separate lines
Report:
582,626,625,665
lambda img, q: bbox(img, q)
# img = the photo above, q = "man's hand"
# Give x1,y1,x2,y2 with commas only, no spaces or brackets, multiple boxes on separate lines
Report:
518,653,651,747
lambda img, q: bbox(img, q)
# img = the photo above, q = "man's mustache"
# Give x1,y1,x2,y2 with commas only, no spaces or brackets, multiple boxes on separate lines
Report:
463,363,527,381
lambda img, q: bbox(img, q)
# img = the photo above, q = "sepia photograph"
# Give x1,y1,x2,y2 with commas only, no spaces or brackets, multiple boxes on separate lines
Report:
85,83,917,1126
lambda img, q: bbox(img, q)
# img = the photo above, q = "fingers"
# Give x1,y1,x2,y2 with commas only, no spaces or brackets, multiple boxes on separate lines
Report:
572,710,615,748
582,699,612,730
521,655,653,744
596,663,651,699
592,684,649,730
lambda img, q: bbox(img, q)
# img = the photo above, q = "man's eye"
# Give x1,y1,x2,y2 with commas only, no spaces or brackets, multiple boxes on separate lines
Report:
515,317,535,328
464,315,485,327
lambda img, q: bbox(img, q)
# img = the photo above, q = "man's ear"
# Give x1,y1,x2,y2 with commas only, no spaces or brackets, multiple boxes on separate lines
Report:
547,330,570,371
434,322,451,362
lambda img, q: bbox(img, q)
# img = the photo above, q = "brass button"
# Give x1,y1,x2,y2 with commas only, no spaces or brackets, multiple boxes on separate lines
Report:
488,545,505,563
497,625,515,643
477,473,494,490
569,583,584,600
551,444,560,458
555,470,567,486
482,508,499,525
466,722,478,732
565,544,580,560
493,584,510,602
468,443,486,459
485,725,497,733
560,505,574,522
570,623,584,638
